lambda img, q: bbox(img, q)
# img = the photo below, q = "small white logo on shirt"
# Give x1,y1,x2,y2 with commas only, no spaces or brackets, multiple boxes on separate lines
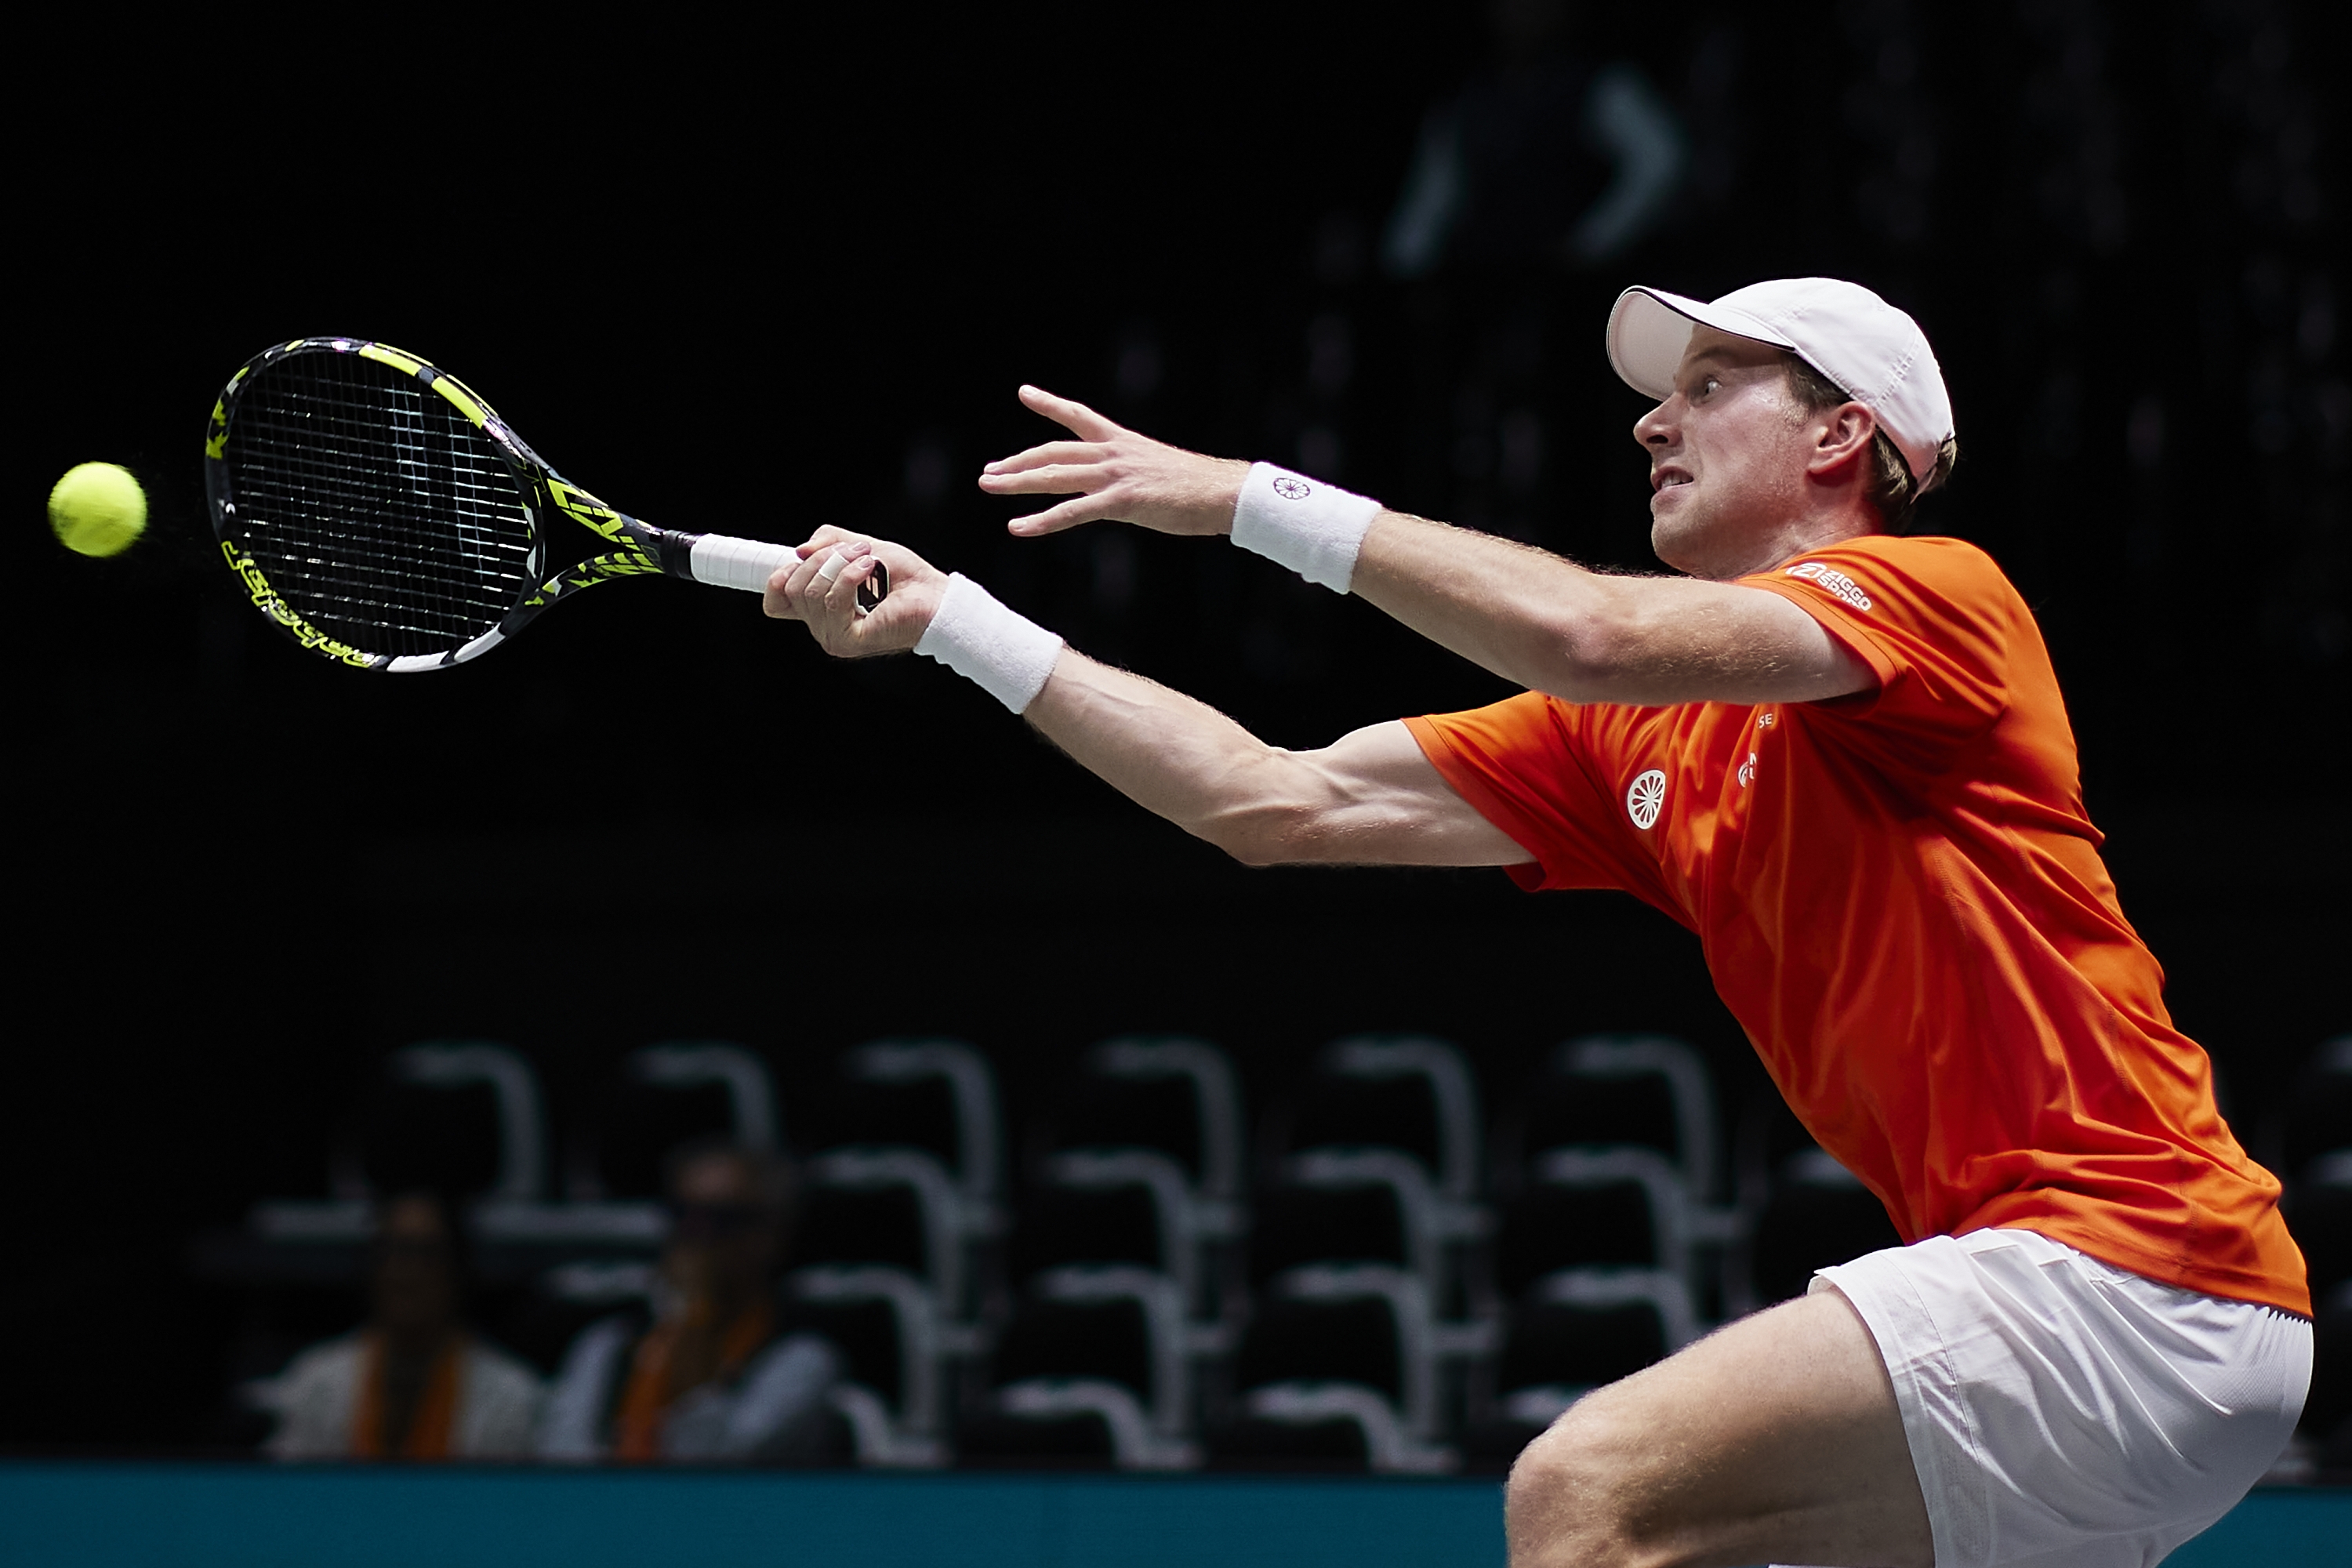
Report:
1272,475,1312,500
1785,561,1872,612
1740,711,1773,786
1626,768,1666,829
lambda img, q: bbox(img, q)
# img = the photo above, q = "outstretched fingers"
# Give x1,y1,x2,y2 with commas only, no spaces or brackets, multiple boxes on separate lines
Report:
1005,493,1120,537
982,463,1116,499
981,382,1243,539
984,440,1111,477
1018,384,1121,441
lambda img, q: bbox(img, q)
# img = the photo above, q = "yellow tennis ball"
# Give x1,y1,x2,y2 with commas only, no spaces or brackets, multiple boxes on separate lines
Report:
49,462,148,557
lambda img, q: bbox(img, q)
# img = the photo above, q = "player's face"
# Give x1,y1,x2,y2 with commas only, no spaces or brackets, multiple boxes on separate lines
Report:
1633,328,1819,579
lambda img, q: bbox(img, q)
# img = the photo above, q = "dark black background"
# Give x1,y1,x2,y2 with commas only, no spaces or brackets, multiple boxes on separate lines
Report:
9,2,2347,1450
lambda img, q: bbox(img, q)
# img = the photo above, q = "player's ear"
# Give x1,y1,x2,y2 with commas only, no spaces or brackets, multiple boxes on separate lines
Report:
1809,402,1878,477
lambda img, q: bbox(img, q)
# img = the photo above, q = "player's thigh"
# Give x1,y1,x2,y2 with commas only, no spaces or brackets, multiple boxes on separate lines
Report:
1505,1287,1931,1568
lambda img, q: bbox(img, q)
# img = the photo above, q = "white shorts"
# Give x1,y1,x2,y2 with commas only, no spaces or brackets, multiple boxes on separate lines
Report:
1801,1227,2311,1568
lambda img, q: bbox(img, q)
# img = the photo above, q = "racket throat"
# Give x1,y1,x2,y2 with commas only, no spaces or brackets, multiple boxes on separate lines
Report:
652,527,708,582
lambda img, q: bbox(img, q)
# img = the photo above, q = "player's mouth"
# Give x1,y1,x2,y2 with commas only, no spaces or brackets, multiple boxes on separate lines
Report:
1651,466,1693,495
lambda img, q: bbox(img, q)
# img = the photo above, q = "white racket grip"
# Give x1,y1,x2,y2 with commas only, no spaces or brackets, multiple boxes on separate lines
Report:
688,533,799,593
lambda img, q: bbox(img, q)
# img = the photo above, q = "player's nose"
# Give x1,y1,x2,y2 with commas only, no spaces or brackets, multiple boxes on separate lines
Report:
1633,397,1677,449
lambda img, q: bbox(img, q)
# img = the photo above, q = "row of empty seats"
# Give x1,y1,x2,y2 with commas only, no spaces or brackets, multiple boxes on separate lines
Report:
222,1031,2349,1472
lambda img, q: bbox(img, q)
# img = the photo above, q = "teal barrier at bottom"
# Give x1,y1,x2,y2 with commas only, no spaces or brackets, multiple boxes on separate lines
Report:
0,1465,2344,1567
2166,1486,2352,1566
0,1466,1502,1568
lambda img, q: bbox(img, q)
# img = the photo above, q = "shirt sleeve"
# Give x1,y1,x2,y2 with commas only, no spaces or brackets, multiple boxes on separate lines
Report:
1404,694,1675,906
1740,535,2020,758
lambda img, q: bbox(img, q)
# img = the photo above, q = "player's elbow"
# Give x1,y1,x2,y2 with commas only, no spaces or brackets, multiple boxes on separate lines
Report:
1548,597,1668,704
1544,612,1634,701
1176,751,1346,867
1187,769,1367,866
1192,804,1319,868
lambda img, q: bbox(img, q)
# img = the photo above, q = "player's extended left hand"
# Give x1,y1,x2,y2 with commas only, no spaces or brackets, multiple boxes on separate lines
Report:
979,385,1250,538
764,528,945,659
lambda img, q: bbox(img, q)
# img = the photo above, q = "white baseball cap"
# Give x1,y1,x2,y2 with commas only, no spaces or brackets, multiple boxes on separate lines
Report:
1606,278,1955,492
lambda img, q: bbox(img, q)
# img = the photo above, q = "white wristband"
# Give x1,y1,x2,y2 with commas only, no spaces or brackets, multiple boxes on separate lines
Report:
913,573,1065,714
1229,461,1382,593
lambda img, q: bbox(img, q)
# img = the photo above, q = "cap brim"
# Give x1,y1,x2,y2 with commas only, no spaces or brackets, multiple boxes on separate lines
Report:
1606,287,1801,400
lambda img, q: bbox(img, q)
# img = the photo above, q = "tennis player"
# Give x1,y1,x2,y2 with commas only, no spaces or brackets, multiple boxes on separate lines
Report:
769,278,2310,1568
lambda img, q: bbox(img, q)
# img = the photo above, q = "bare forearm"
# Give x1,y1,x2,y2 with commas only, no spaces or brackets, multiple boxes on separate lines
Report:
1021,650,1310,862
1349,512,1626,699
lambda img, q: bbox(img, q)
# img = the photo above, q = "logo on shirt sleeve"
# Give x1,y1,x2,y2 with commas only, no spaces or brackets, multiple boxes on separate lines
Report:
1784,561,1873,612
1625,768,1667,829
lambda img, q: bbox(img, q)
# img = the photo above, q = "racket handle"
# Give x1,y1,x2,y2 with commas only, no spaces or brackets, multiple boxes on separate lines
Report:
686,533,797,592
684,533,888,611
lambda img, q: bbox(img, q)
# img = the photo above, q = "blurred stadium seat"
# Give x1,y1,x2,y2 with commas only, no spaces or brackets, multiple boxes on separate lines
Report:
1261,1036,1494,1312
1219,1038,1501,1472
1504,1035,1723,1205
1474,1042,1731,1463
964,1265,1200,1470
1030,1036,1248,1329
572,1043,780,1201
1731,1095,1901,1314
829,1040,1006,1236
786,1265,948,1467
1466,1266,1703,1463
1218,1265,1457,1473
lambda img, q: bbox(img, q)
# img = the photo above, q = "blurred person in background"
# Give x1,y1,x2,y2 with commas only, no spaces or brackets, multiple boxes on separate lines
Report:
256,1192,542,1461
538,1139,840,1464
1384,0,1685,277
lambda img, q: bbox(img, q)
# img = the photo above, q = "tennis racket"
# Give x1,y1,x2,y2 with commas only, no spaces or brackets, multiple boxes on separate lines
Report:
204,337,885,672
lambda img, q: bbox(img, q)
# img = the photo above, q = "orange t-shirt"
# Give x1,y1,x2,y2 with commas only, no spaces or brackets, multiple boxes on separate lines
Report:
1404,533,2308,1315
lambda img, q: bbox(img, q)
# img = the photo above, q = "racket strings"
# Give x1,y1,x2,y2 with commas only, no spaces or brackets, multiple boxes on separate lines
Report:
226,350,536,657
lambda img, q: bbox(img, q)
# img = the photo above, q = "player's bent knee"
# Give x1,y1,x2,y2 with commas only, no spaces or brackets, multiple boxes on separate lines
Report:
1504,1403,1657,1568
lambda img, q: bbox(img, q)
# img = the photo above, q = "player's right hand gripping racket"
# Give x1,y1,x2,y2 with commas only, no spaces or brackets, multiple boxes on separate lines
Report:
205,337,884,671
